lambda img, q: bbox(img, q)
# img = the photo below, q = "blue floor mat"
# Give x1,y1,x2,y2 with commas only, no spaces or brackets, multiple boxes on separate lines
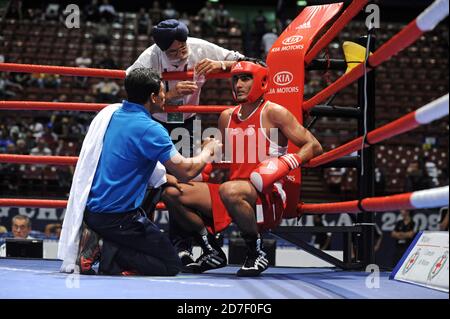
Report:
0,258,447,299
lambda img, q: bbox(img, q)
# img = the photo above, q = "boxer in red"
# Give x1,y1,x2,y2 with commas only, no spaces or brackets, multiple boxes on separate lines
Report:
162,61,323,277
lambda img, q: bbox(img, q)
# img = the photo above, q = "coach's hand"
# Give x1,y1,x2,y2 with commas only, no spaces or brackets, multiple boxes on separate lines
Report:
195,59,224,75
167,81,198,99
202,138,223,162
165,174,186,193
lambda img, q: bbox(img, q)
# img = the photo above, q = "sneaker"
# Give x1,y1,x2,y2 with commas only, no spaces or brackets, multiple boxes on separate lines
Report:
237,237,269,277
179,250,195,266
185,233,227,273
77,223,101,275
185,249,227,273
179,250,196,273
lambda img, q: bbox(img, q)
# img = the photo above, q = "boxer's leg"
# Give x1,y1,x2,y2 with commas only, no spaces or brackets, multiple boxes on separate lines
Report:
219,180,258,235
162,182,227,273
160,118,196,260
219,180,269,277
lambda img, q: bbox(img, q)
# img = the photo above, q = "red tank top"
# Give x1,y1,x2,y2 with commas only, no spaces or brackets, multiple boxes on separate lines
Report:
226,101,287,180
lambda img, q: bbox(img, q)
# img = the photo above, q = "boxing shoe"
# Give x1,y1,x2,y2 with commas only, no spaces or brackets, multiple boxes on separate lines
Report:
184,233,227,273
77,223,101,275
237,236,269,277
179,250,196,273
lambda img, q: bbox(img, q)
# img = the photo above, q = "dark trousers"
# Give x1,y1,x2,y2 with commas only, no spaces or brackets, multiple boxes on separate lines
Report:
155,116,196,253
85,208,181,276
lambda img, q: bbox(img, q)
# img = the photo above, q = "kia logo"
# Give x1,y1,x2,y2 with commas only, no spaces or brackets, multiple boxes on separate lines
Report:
273,71,293,86
282,35,303,45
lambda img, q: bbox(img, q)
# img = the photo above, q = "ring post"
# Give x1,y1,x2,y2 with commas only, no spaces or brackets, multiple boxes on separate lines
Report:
356,34,376,267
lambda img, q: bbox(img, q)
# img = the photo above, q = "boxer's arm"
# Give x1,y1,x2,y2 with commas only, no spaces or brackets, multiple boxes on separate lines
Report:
250,104,323,192
267,103,323,162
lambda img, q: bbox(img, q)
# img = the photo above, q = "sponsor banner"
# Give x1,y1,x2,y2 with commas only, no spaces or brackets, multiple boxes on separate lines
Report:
0,207,169,232
266,3,343,218
0,206,442,268
391,231,449,292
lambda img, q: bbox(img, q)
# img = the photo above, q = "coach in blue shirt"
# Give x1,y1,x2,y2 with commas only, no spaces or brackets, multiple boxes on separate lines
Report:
83,68,220,276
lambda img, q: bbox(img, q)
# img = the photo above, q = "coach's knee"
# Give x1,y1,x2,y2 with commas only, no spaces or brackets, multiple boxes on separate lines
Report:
165,263,181,276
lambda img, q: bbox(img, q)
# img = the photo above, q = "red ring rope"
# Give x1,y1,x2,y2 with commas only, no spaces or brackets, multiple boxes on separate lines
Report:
0,101,232,113
1,186,447,213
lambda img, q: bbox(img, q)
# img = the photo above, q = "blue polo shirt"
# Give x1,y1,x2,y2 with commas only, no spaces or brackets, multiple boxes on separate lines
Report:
86,100,177,213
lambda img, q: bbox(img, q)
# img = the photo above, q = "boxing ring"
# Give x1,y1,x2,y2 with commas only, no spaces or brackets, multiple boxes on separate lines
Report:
0,0,449,299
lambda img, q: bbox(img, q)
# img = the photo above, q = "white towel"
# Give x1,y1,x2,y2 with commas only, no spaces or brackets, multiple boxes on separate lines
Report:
58,103,167,273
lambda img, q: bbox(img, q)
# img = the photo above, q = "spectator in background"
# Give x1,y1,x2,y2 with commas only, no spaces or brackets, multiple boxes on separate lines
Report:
439,207,448,231
136,7,152,36
98,0,116,22
162,2,179,20
198,1,216,36
149,1,163,24
215,3,230,30
0,215,34,257
42,74,62,89
11,72,30,87
11,215,33,239
29,73,61,89
28,120,44,139
92,78,120,103
0,73,23,99
93,18,112,45
391,209,416,267
30,138,52,156
0,226,7,234
96,50,118,70
0,129,14,153
424,156,440,187
23,131,36,151
37,124,58,151
15,139,28,155
0,54,4,63
5,142,15,154
75,50,92,68
404,160,434,192
45,223,62,239
261,27,278,60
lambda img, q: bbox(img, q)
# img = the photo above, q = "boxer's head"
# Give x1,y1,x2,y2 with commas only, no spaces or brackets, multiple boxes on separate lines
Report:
125,68,165,113
151,19,189,62
230,61,268,104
